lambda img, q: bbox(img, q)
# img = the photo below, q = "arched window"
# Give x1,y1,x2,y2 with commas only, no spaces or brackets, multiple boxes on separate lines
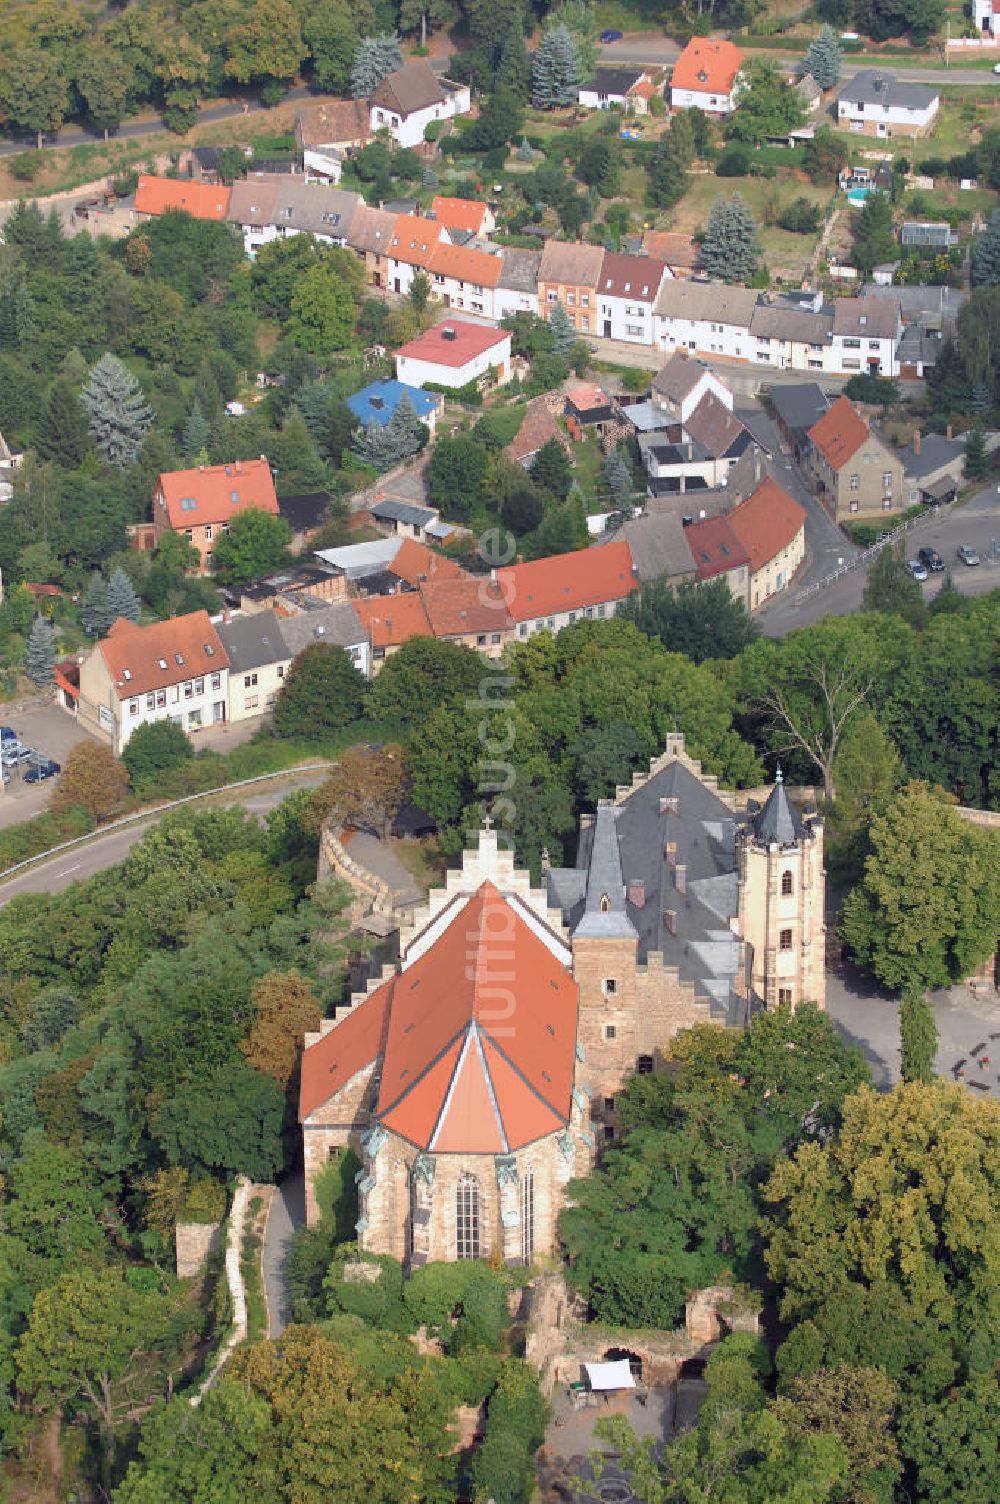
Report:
600,894,610,913
521,1169,535,1265
456,1174,480,1260
781,870,794,896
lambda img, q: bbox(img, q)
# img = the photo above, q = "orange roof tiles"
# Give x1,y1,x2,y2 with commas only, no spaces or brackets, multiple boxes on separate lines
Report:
353,591,433,650
395,321,510,368
428,240,503,289
157,458,278,531
98,611,228,701
388,213,443,267
727,478,806,574
390,538,465,588
300,881,578,1153
642,230,699,268
498,540,637,623
420,577,513,638
670,37,744,97
807,394,870,472
135,175,231,221
505,396,565,465
431,195,490,234
684,515,750,581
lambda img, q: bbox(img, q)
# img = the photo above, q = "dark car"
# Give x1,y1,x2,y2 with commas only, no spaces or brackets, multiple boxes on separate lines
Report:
22,758,60,783
917,546,944,572
600,28,624,41
0,726,17,743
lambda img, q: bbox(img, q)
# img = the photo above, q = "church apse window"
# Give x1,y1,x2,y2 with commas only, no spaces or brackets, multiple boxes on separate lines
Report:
781,870,794,896
456,1174,481,1260
600,894,610,912
521,1170,535,1264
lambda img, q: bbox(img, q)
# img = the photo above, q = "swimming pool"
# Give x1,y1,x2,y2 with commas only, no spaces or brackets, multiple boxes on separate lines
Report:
846,187,872,205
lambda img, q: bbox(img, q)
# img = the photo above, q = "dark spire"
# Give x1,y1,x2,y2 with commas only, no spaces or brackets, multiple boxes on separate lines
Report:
574,803,638,939
752,774,806,846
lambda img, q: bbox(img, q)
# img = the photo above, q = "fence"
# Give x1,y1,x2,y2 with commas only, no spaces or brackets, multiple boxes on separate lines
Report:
794,501,954,605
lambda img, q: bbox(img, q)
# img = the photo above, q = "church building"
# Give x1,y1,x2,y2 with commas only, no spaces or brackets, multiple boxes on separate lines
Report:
299,734,825,1262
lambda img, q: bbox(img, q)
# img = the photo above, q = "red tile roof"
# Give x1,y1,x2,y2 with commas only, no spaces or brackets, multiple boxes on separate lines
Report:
431,195,490,234
498,540,637,623
353,591,433,650
157,458,278,531
807,394,870,471
671,37,744,97
683,515,750,580
598,252,667,303
390,538,465,588
388,213,443,267
135,175,231,220
301,882,577,1149
420,577,513,637
395,321,510,369
727,478,806,574
428,240,503,289
642,230,699,268
98,611,228,700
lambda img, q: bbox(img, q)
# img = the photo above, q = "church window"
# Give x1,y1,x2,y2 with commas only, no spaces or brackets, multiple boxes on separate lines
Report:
604,1024,617,1040
779,928,793,951
637,1055,654,1074
521,1170,535,1264
603,978,617,995
600,894,610,912
456,1174,480,1260
781,870,794,896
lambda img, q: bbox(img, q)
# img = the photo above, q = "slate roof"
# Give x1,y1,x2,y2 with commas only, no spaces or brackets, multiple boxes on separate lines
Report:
684,392,751,460
548,755,745,1016
832,295,900,340
583,67,647,97
768,382,830,438
574,804,639,940
277,602,367,655
498,247,542,291
897,432,966,480
599,509,696,583
217,610,289,673
752,772,806,845
277,492,331,534
371,497,438,527
838,69,939,112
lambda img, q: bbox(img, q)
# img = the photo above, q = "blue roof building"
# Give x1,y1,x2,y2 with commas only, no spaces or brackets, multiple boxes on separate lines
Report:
345,379,439,429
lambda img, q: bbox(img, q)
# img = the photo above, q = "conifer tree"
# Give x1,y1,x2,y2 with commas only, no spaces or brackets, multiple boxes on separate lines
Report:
34,378,90,469
603,447,633,507
517,137,534,163
547,301,577,360
971,210,1000,287
182,399,212,459
351,393,427,471
80,575,113,637
649,138,689,209
964,425,989,480
25,616,56,688
532,24,582,108
798,25,843,90
350,36,403,98
699,194,760,283
106,567,141,625
899,985,938,1084
81,354,153,469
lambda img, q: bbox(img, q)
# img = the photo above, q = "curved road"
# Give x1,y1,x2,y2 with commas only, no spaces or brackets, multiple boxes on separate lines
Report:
0,768,328,908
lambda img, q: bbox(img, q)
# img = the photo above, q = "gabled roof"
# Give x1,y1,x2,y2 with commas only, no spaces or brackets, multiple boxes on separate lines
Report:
684,392,751,459
395,321,510,369
389,213,443,267
99,611,228,700
157,458,279,530
296,99,370,149
599,251,667,304
348,204,399,255
217,609,290,673
276,602,367,657
505,396,564,464
420,577,513,637
767,382,829,436
807,394,871,471
370,60,449,117
837,69,938,111
300,881,578,1151
727,477,806,573
390,537,465,587
227,176,280,227
832,295,901,341
498,247,542,291
654,278,758,326
583,66,646,96
428,239,503,289
642,230,699,269
345,379,438,428
653,352,712,402
671,37,744,96
430,196,490,234
574,804,638,940
604,509,696,583
354,591,434,650
683,515,750,580
498,540,637,623
267,179,362,239
135,175,231,221
538,239,604,290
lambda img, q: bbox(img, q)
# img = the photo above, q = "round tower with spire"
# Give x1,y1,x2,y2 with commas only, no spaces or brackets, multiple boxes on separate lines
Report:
736,769,825,1013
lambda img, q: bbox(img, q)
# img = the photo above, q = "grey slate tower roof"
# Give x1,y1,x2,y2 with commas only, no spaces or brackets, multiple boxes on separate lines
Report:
751,770,806,846
573,804,638,941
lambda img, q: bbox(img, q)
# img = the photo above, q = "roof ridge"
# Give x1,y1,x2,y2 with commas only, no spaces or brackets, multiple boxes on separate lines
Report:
377,1016,468,1120
479,1025,569,1125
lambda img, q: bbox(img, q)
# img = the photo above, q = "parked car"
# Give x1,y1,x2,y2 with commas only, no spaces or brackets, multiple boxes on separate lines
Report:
917,546,944,572
1,742,33,767
957,544,981,566
0,725,17,744
600,28,624,41
907,558,928,582
23,758,61,783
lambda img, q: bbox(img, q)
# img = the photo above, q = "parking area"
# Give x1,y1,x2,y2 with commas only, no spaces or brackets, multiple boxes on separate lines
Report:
0,698,101,828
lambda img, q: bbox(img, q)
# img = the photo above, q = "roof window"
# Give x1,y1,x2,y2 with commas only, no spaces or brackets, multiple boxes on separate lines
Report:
174,652,184,666
158,658,168,670
204,644,215,656
122,668,132,681
230,490,239,502
180,497,197,511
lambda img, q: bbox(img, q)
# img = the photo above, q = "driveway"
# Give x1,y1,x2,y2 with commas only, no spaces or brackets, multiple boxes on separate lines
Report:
0,698,103,828
263,1172,305,1337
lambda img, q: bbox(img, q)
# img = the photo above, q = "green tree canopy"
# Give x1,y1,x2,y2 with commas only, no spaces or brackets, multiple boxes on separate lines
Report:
210,507,292,586
621,577,759,663
271,642,366,738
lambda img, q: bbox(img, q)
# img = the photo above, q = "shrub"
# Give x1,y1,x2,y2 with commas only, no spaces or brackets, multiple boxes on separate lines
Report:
180,1178,228,1223
122,719,194,791
776,196,823,234
10,149,47,181
324,1245,414,1332
716,145,751,177
449,1265,511,1354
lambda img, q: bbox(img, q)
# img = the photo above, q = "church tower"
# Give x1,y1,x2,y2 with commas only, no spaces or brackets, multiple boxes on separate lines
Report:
737,772,825,1012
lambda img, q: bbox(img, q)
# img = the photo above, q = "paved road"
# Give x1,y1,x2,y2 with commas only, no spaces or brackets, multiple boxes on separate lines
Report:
600,35,1000,86
263,1172,305,1337
757,483,1000,636
0,768,328,907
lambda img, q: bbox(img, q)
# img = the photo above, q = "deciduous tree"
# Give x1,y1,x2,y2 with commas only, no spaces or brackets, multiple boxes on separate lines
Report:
50,741,131,822
210,507,292,586
621,577,759,663
240,968,322,1092
121,720,194,790
900,983,938,1083
307,742,408,838
271,642,366,739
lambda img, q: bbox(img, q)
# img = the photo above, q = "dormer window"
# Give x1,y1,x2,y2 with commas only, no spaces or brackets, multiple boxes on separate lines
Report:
230,490,239,502
158,658,168,670
180,497,196,511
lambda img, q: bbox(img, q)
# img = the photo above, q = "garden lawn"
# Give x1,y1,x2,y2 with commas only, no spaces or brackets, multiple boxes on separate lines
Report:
667,172,832,276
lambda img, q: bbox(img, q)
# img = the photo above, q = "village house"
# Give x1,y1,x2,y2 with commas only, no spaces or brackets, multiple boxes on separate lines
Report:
152,457,280,571
564,382,618,443
295,100,370,185
748,294,832,373
898,429,967,506
578,66,660,112
419,576,513,657
394,321,512,390
653,280,759,362
640,230,700,278
77,612,229,753
497,540,638,640
538,241,605,335
345,378,441,438
134,175,231,221
596,252,668,344
495,248,541,320
430,195,496,239
805,394,905,518
830,295,901,378
504,396,568,468
277,601,371,680
727,477,807,608
973,0,999,32
368,61,471,148
300,737,825,1247
836,70,940,138
767,382,830,461
652,352,735,426
426,241,504,320
217,609,291,721
683,513,751,602
385,212,447,295
347,204,399,288
603,508,697,588
353,591,434,669
670,37,744,115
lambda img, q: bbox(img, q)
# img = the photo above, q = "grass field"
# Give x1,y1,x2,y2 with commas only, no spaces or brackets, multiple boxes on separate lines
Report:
667,172,834,276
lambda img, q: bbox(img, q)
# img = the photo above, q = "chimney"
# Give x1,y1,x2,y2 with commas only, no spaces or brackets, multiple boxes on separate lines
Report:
628,880,646,908
664,909,677,935
659,796,679,815
665,841,677,866
235,459,242,474
675,862,687,895
913,427,921,455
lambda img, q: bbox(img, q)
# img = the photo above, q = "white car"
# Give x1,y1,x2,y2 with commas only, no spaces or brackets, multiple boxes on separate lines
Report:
907,558,929,582
994,61,1000,74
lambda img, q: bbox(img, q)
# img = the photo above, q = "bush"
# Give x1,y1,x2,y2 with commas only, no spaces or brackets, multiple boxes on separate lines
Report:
10,150,47,182
324,1245,414,1333
180,1178,228,1223
122,719,194,791
716,145,751,177
471,1360,547,1504
449,1265,511,1354
404,1261,479,1331
424,119,443,142
776,196,823,234
843,373,900,406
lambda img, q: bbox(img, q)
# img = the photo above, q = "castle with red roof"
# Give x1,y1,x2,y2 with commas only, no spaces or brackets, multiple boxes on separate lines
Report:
300,734,825,1262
